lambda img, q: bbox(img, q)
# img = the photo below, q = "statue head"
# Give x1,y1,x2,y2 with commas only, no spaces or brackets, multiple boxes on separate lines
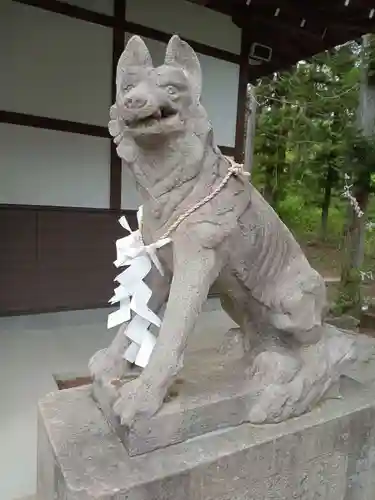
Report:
109,35,210,156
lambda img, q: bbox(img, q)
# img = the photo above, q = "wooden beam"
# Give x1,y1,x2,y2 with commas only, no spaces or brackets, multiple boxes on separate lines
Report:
271,0,375,31
13,0,239,65
243,21,313,80
0,203,127,215
124,20,239,64
190,0,233,16
234,30,250,163
0,110,108,137
219,145,235,157
185,0,211,4
109,0,126,210
0,108,235,158
14,0,114,27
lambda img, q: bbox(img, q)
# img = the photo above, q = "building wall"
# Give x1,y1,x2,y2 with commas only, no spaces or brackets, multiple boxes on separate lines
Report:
1,3,113,127
58,0,114,14
0,2,112,208
0,0,241,314
126,0,241,54
0,124,111,208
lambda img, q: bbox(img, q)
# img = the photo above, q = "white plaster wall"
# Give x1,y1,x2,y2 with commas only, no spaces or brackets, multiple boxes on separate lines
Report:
0,1,238,211
0,124,111,208
0,2,112,126
59,0,113,14
126,0,241,54
121,167,142,210
124,34,239,147
199,54,239,148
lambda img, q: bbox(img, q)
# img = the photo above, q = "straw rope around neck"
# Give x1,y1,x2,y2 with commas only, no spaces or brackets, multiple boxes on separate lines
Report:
139,157,250,243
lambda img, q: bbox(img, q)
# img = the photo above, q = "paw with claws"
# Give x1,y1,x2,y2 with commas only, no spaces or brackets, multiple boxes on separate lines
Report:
113,376,167,426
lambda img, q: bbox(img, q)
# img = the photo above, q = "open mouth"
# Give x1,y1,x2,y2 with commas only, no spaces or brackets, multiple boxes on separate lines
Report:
126,106,178,129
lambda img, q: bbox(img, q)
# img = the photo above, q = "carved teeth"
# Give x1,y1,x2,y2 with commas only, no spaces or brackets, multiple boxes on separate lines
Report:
127,107,177,128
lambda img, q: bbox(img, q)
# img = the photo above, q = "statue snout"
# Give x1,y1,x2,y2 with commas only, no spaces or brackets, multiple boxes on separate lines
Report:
123,95,148,110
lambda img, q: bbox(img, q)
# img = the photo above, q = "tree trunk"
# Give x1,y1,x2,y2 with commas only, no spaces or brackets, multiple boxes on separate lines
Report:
262,84,287,209
336,34,375,318
338,183,370,317
320,164,334,240
263,165,275,205
263,163,284,208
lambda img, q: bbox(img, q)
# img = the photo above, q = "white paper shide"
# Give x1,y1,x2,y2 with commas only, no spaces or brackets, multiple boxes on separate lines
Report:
107,207,171,368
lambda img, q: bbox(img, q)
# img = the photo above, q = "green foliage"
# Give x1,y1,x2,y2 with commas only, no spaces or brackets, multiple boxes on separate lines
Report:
253,44,361,207
344,130,375,187
333,268,362,317
277,193,321,235
251,40,375,315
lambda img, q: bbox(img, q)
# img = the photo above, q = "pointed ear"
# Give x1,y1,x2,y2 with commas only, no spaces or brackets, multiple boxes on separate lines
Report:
116,36,153,86
164,35,202,100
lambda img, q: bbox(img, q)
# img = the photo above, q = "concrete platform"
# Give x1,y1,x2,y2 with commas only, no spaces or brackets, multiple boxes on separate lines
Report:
93,347,255,456
38,376,375,500
0,302,233,500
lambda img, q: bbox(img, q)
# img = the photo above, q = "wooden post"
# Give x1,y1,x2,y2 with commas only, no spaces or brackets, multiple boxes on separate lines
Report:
109,0,126,210
244,84,257,174
234,30,250,163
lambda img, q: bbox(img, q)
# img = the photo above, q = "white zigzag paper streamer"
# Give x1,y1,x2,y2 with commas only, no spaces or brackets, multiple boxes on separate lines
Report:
107,206,171,368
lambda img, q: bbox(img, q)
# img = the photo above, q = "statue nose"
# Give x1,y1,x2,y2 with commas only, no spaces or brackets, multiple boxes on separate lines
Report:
124,96,147,109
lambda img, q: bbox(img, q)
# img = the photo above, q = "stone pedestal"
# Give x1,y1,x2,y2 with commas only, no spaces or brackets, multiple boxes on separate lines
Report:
92,350,258,456
38,376,375,500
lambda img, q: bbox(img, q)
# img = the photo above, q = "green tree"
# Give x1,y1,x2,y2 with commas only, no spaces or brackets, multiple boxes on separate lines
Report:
251,40,375,317
336,35,375,317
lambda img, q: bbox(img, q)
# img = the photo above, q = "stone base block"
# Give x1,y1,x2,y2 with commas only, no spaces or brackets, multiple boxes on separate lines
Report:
38,377,375,500
92,351,256,456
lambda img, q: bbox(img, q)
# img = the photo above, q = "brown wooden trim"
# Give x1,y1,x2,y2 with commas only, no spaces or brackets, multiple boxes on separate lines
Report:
218,145,235,157
0,292,219,317
124,21,239,64
0,110,109,138
0,203,133,215
0,301,114,318
14,0,114,27
13,0,240,64
234,30,250,163
110,0,126,210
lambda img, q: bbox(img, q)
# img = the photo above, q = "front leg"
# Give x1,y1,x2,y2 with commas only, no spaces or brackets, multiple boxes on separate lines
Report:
89,264,171,384
113,240,220,425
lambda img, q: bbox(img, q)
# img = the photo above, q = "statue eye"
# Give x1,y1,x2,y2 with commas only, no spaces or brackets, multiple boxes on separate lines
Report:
166,85,178,96
123,83,134,93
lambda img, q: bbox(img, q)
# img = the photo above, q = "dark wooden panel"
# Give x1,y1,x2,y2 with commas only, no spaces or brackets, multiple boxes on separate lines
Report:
37,210,121,310
0,205,137,315
0,207,39,312
0,205,221,314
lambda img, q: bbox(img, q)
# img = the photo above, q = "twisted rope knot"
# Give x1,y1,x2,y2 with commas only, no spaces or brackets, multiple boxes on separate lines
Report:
227,160,251,178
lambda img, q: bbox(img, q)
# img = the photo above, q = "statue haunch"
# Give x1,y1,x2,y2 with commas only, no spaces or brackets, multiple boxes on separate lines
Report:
89,34,357,427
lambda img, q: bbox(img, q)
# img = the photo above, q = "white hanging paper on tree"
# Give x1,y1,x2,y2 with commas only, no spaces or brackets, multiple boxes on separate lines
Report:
107,207,171,368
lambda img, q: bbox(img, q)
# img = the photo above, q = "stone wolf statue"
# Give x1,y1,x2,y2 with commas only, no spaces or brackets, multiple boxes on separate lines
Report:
90,34,356,426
